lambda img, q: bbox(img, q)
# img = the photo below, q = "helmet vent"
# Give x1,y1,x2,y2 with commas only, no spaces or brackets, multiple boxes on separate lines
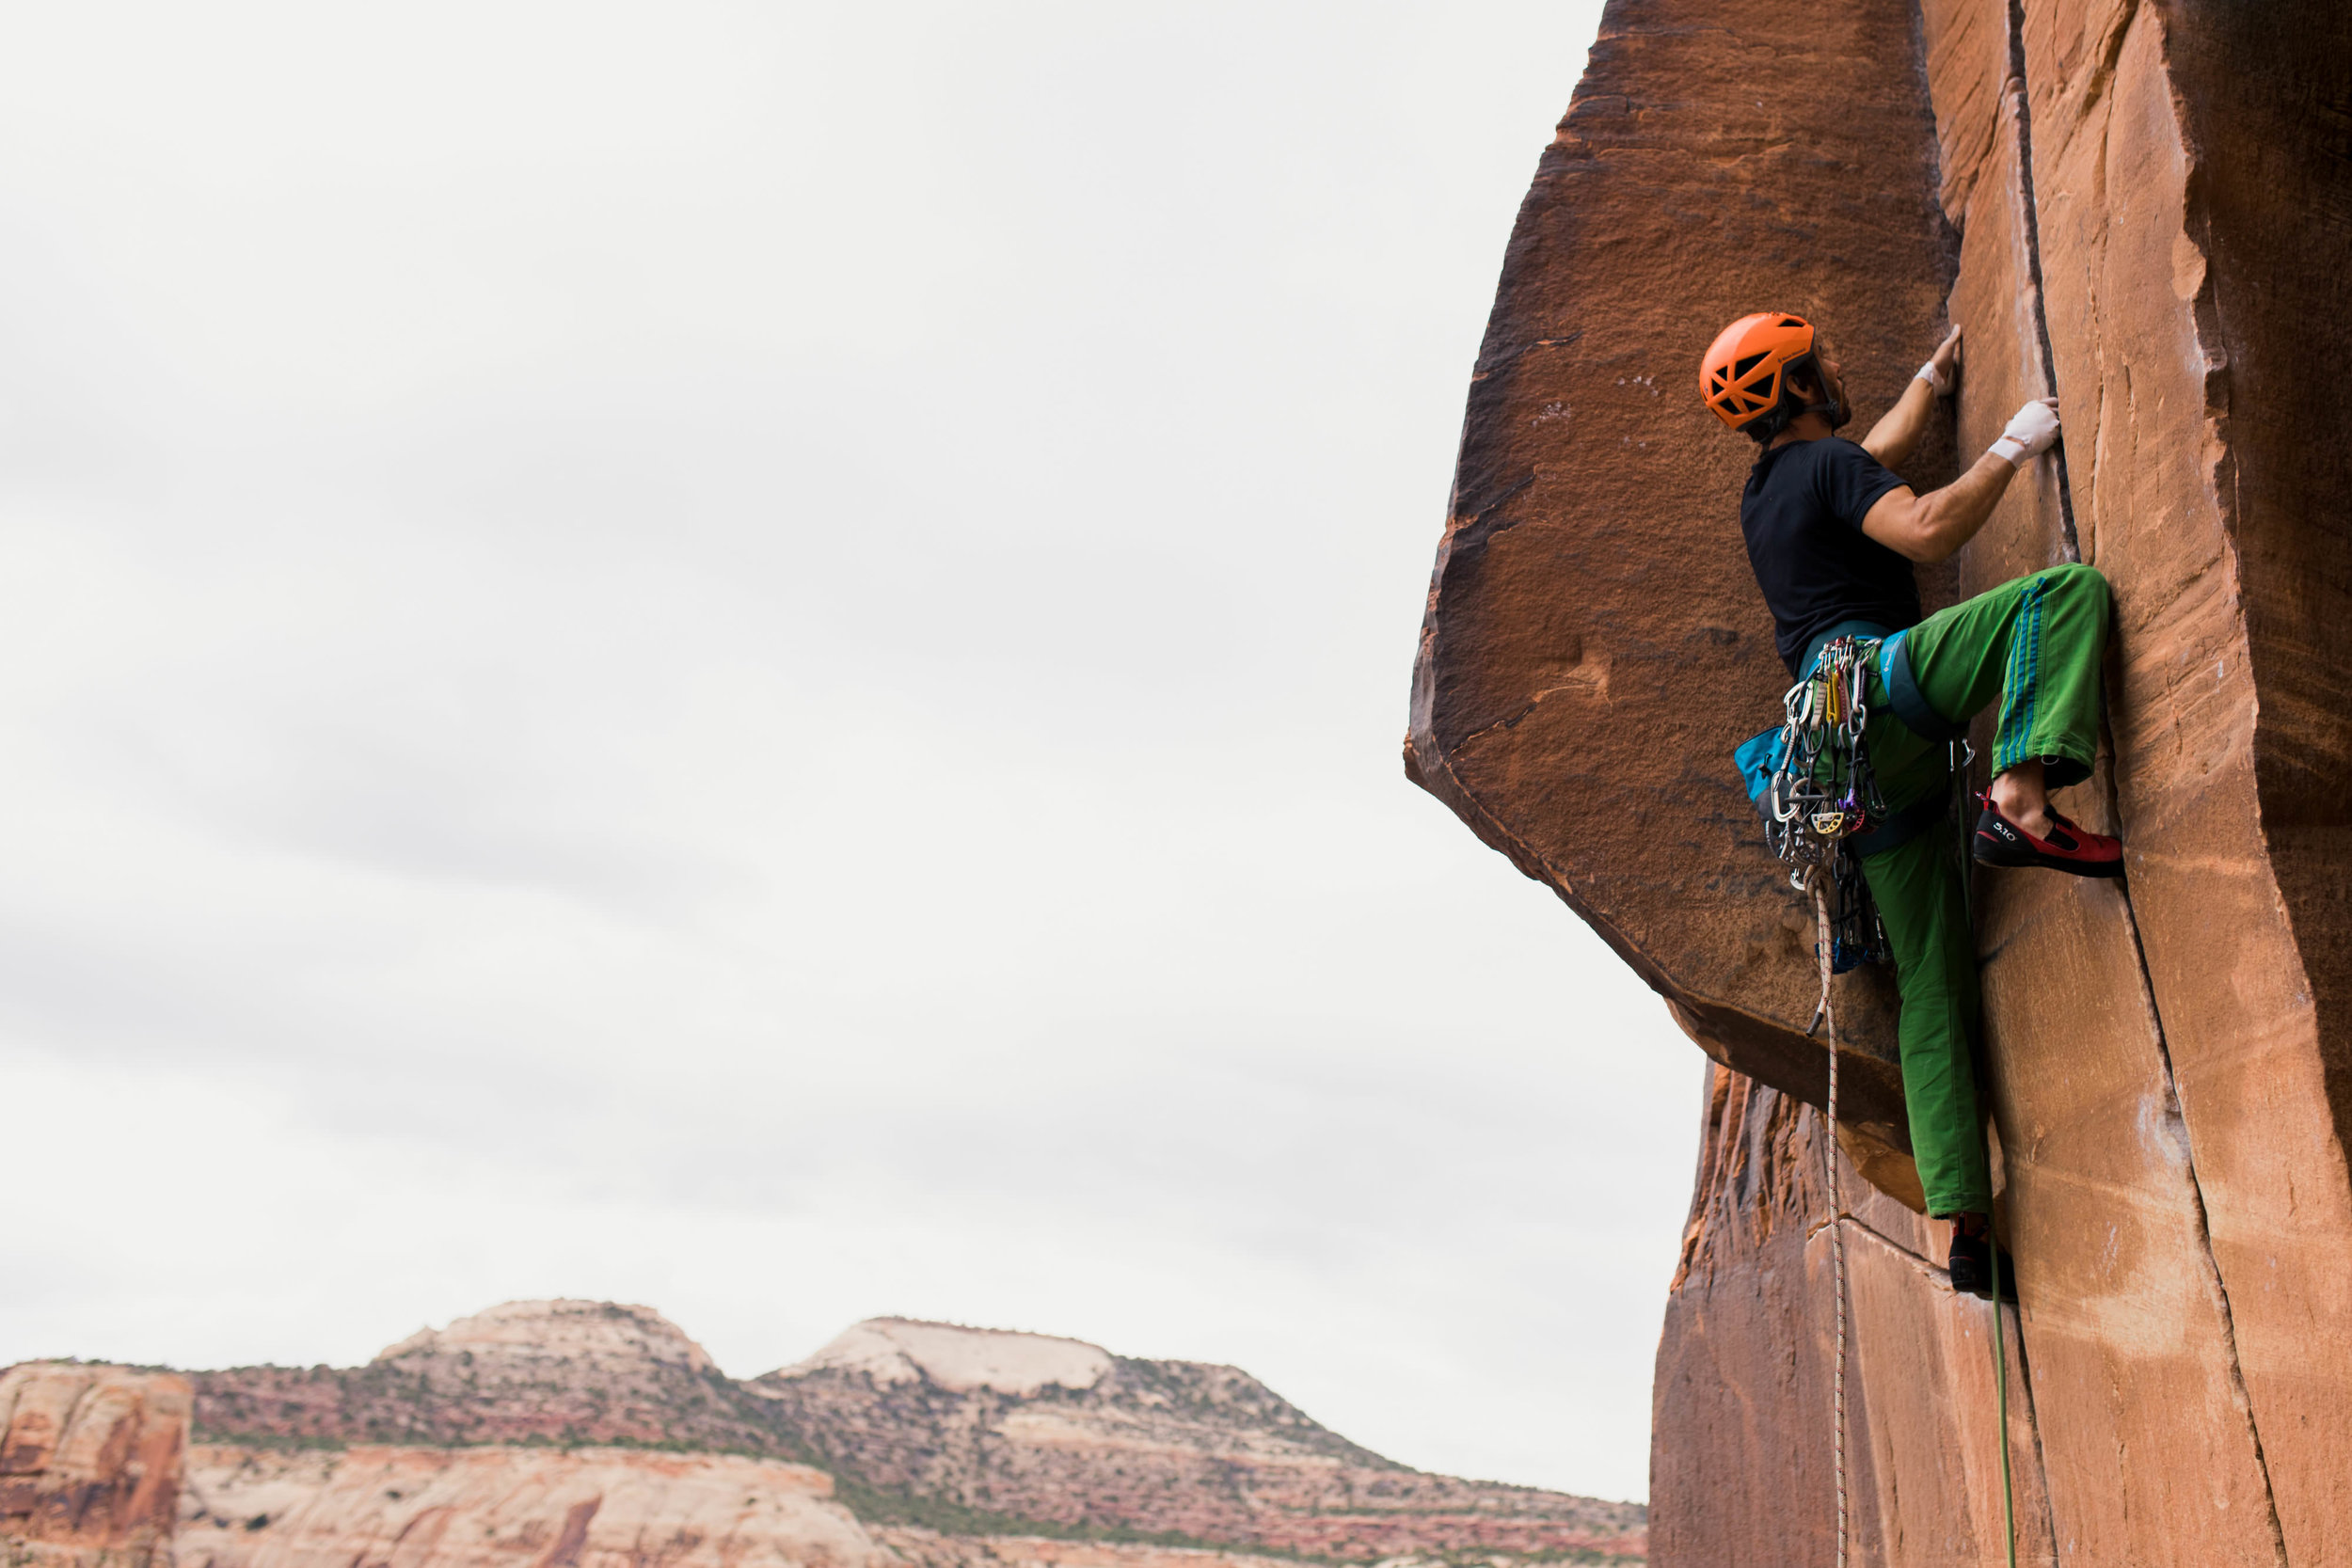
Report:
1732,353,1766,380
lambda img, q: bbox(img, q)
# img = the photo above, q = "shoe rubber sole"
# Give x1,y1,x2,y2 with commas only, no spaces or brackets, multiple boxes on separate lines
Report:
1947,1239,2022,1304
1948,1263,2021,1305
1972,810,2124,879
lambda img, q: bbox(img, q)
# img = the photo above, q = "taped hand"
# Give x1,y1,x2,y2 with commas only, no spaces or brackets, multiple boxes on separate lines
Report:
1990,398,2060,466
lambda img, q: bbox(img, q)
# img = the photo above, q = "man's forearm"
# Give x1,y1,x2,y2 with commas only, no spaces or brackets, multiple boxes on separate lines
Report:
1861,394,2057,562
1861,378,1937,470
1915,452,2018,560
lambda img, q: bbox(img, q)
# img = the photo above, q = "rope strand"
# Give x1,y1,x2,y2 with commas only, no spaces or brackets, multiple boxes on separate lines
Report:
1813,875,1849,1568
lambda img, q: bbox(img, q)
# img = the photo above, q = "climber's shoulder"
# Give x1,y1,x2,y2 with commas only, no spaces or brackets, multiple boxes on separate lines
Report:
1743,436,1900,527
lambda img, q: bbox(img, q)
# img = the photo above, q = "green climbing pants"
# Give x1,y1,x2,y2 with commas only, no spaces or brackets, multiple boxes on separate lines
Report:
1851,562,2113,1217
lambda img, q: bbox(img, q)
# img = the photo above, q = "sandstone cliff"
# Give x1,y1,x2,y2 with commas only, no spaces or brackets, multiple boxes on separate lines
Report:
25,1302,1645,1568
1650,1069,2052,1564
1,1363,188,1568
175,1444,885,1568
173,1444,1366,1568
1408,0,2352,1562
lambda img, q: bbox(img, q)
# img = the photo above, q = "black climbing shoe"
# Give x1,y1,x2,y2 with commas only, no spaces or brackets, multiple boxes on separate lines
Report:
1948,1229,2021,1304
1973,792,2123,878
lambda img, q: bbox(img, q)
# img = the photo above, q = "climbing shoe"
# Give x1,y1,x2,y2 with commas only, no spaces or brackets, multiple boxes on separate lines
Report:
1948,1229,2021,1304
1972,793,2124,878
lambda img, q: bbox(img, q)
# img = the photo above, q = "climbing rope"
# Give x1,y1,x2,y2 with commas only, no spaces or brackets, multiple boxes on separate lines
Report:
1760,638,1869,1566
1788,689,2017,1568
1817,878,2019,1568
1809,874,1850,1568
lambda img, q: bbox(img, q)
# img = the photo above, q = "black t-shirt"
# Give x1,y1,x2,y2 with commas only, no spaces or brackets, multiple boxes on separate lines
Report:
1740,437,1919,676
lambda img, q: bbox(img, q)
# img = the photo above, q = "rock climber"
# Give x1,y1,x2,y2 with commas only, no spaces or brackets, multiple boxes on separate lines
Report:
1700,310,2123,1302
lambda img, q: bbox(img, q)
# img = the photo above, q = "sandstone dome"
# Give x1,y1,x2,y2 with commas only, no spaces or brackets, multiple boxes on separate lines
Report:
374,1298,717,1374
772,1317,1112,1395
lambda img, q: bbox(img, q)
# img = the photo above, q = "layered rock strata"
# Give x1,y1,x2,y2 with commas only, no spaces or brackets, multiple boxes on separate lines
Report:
74,1302,1645,1565
178,1448,1352,1568
1409,0,2352,1561
177,1444,887,1568
0,1363,189,1568
867,1532,1301,1568
193,1305,1644,1563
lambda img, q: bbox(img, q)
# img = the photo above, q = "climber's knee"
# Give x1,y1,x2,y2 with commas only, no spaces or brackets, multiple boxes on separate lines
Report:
2037,561,2110,607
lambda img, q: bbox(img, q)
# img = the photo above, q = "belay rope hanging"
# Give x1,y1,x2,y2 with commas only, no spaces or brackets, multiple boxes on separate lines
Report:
1752,634,2016,1568
1806,874,1852,1568
1760,634,1883,1568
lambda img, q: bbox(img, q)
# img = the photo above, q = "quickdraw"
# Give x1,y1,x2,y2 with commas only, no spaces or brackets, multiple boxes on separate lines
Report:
1760,636,1892,975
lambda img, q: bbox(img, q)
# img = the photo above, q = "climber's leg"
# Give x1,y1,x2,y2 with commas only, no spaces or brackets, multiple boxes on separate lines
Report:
1853,696,2012,1294
1897,563,2122,874
1859,826,1993,1218
1899,562,2110,786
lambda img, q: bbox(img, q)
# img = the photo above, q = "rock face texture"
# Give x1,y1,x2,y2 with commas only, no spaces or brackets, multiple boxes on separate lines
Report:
1411,0,2352,1561
1,1363,189,1568
1650,1068,2055,1565
1403,0,1963,1139
44,1303,1645,1568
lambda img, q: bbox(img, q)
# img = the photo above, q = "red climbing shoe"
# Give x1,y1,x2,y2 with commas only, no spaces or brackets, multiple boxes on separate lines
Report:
1948,1229,2020,1304
1972,793,2124,879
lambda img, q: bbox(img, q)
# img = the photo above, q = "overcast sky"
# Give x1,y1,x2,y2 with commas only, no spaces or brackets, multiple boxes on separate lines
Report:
0,0,1704,1506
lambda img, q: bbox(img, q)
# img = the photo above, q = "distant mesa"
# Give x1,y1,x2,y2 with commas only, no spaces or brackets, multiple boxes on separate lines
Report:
373,1298,719,1374
5,1300,1650,1568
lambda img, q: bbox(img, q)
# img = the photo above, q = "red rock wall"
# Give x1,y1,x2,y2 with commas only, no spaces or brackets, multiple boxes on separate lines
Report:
1405,0,1962,1145
0,1363,190,1568
1652,1067,2052,1565
1920,0,2309,1559
1411,0,2352,1561
2012,1,2352,1560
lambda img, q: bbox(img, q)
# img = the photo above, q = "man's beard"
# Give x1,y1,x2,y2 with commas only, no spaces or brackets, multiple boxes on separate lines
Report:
1818,372,1852,430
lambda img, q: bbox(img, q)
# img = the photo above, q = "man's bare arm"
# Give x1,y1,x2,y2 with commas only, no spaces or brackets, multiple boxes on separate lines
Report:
1862,397,2059,563
1860,325,1962,470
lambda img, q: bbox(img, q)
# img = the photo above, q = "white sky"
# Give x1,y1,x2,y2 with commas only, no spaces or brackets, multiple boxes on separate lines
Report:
0,0,1704,1506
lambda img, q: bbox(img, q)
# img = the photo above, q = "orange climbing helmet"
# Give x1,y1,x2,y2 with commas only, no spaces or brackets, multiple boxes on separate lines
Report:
1700,311,1846,438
